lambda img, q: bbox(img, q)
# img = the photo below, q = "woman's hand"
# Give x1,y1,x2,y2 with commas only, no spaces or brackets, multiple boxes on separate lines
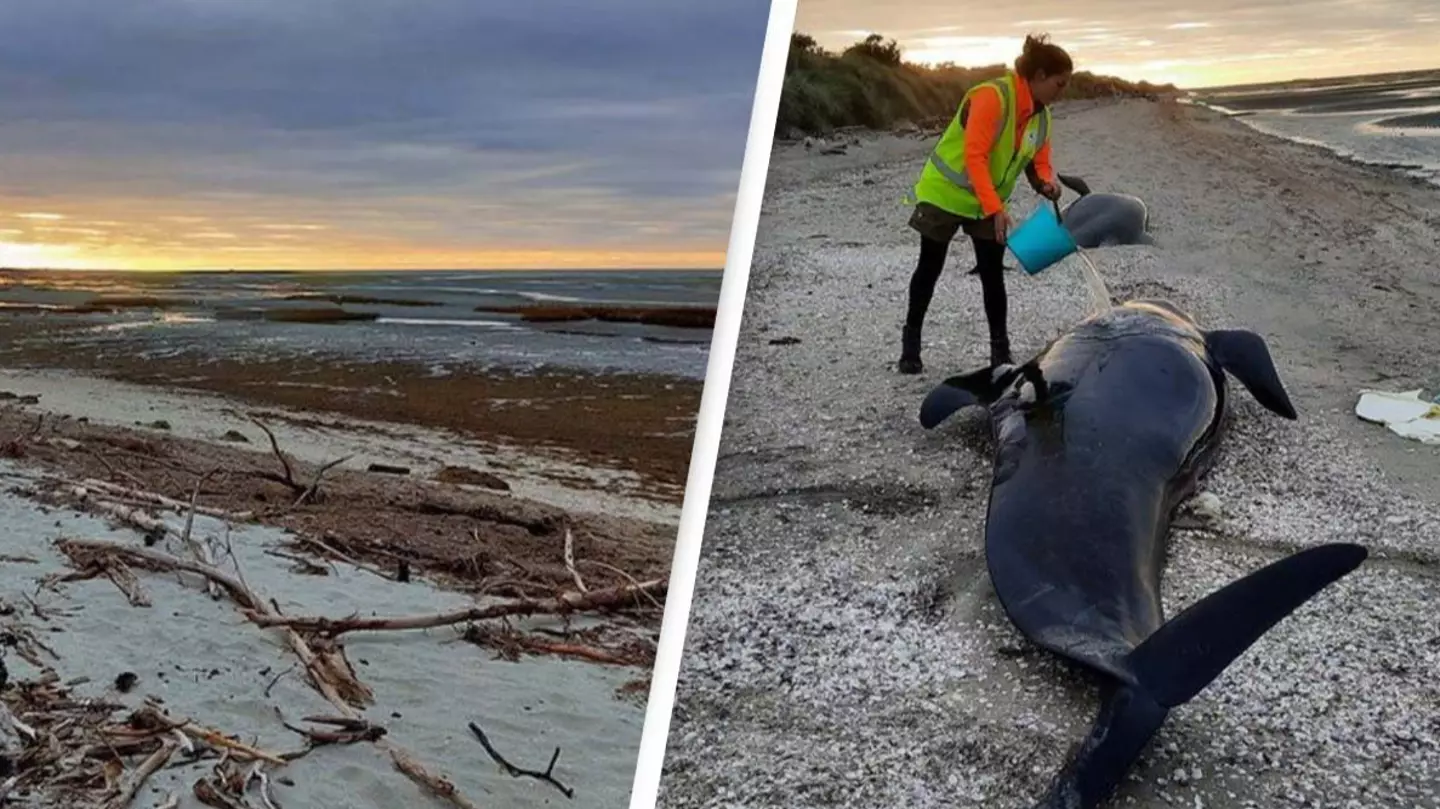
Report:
1037,181,1062,201
993,210,1012,243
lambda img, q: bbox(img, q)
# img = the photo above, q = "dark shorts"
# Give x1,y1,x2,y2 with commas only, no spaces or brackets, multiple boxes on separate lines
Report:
908,201,998,244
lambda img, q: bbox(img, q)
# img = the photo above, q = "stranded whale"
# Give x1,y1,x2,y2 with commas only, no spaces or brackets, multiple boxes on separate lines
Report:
919,299,1367,809
1054,172,1155,248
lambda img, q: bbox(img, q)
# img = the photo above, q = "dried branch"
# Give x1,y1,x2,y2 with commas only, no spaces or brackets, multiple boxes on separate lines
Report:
245,762,281,809
104,559,151,608
577,559,665,609
244,413,350,506
180,469,223,598
390,747,482,809
468,721,574,799
73,477,252,522
562,522,587,594
246,414,297,490
280,713,386,746
55,539,373,708
293,455,351,508
106,739,176,809
294,534,396,581
244,578,667,636
463,625,651,667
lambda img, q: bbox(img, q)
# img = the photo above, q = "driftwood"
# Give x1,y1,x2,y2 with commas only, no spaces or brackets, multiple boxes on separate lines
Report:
469,721,574,799
243,579,668,636
106,739,176,809
55,538,374,709
562,523,587,593
244,414,351,506
54,538,482,809
462,625,652,667
72,477,253,522
294,533,397,581
280,712,387,746
0,680,280,808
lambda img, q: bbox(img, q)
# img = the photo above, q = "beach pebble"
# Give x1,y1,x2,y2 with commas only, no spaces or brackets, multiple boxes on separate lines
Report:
1188,491,1224,522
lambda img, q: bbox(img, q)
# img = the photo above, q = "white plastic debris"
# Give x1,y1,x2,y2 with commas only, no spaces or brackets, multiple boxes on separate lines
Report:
1355,389,1440,445
1187,491,1224,523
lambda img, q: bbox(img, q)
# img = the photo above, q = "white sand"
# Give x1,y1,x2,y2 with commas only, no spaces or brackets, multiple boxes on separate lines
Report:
658,99,1440,808
0,458,649,809
0,368,681,526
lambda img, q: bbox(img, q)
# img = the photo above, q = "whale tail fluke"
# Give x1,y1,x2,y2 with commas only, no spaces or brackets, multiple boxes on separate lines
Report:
1126,542,1366,706
1029,542,1368,809
1027,683,1169,809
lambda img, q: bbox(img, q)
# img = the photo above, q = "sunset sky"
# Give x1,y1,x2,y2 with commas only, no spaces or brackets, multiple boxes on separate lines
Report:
0,0,769,271
795,0,1440,89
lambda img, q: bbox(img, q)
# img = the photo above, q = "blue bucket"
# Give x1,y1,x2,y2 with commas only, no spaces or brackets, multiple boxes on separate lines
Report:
1006,203,1077,275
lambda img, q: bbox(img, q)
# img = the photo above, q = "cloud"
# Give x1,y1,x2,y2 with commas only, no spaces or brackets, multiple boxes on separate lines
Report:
800,0,1440,87
0,0,771,263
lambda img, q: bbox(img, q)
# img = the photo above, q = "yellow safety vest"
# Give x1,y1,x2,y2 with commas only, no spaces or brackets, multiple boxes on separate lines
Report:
908,72,1052,220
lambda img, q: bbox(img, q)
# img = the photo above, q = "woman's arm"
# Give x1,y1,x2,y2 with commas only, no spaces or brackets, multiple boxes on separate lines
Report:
1031,139,1058,187
961,85,1006,217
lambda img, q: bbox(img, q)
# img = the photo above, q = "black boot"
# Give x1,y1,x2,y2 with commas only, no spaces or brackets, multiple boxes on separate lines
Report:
898,325,923,374
989,337,1013,367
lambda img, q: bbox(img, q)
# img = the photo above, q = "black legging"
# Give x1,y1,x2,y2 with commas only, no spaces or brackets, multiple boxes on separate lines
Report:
905,234,1007,343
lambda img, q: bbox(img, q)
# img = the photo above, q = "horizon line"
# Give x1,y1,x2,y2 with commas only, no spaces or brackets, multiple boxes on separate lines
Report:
797,31,1440,93
0,265,726,274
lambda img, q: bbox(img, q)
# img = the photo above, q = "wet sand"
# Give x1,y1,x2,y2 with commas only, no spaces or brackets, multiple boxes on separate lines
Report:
0,318,702,493
658,98,1440,808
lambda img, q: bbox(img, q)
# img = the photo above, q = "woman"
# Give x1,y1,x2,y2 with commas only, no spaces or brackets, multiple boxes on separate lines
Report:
898,34,1074,374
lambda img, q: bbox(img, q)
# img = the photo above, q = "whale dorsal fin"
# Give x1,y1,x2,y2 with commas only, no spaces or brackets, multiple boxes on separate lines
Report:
1056,173,1092,197
1204,329,1298,420
918,363,1026,429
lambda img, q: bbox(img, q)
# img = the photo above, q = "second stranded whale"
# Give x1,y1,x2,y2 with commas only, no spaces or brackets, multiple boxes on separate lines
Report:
1054,172,1155,247
918,298,1367,809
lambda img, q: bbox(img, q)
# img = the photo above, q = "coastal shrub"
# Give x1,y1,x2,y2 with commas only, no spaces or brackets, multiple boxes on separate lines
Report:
779,32,1179,136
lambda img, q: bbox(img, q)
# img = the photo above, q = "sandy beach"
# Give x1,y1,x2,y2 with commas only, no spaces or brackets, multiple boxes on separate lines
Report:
657,98,1440,808
0,305,694,805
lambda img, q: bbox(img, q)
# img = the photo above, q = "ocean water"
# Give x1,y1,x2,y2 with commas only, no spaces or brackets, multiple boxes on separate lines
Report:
1193,70,1440,186
0,269,722,380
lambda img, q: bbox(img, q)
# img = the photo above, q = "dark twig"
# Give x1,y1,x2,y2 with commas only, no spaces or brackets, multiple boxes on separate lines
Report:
243,413,350,506
467,721,574,799
246,415,296,489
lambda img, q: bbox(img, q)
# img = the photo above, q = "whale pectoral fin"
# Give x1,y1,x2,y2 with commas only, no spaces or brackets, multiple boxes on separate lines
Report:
1126,543,1367,708
1204,329,1299,420
1056,172,1092,197
918,364,1018,429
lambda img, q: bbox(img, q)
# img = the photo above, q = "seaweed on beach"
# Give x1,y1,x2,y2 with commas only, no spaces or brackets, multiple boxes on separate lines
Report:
477,303,717,330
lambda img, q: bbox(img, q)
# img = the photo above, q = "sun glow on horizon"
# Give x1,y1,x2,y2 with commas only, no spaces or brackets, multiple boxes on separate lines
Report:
0,245,727,272
0,206,727,272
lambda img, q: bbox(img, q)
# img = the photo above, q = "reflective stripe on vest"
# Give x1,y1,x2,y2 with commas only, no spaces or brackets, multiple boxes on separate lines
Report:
905,73,1053,216
925,78,1049,194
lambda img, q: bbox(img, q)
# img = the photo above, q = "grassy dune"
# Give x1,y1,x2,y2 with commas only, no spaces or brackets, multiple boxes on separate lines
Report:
779,33,1178,137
